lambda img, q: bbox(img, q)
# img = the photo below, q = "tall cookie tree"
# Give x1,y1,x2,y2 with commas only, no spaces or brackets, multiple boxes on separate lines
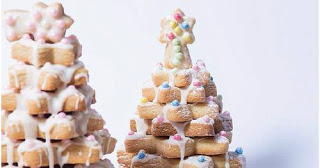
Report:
1,2,116,168
117,9,246,168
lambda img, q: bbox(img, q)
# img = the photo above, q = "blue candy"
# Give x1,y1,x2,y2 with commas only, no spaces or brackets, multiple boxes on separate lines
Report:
198,156,205,162
137,150,146,159
235,147,243,155
162,82,170,88
181,22,189,29
171,100,180,106
210,76,213,81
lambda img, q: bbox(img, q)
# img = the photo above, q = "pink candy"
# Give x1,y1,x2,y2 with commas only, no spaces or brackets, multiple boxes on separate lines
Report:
167,33,175,41
128,131,135,136
193,81,201,87
197,60,206,67
173,134,182,141
37,38,45,44
192,65,200,71
219,131,227,137
156,115,164,122
86,135,95,141
68,35,77,41
6,15,15,26
27,141,35,148
207,96,214,101
174,13,182,21
57,112,67,119
204,117,211,123
62,139,70,144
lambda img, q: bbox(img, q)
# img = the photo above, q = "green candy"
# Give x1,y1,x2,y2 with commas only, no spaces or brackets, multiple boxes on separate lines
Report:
217,94,223,101
172,38,180,45
171,58,181,66
173,46,181,52
175,52,183,60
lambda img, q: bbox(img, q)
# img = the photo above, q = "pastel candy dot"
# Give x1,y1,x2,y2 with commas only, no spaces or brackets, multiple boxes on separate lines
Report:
61,38,70,44
140,97,148,103
193,81,202,87
204,117,211,123
57,112,66,119
128,131,135,136
173,134,182,141
166,33,175,41
193,65,200,71
172,38,180,45
217,95,223,101
207,96,214,101
27,22,36,31
162,82,170,88
175,52,183,61
33,10,42,20
62,139,70,144
174,13,182,21
198,156,205,162
171,100,180,106
220,131,227,137
173,46,181,52
156,115,164,122
6,15,15,26
86,135,95,141
174,27,183,35
182,33,192,43
137,150,146,159
224,111,230,116
210,76,213,81
181,22,189,29
68,35,77,41
57,20,66,29
27,141,35,148
171,58,181,66
37,38,45,44
170,21,178,29
235,147,243,155
103,128,109,133
22,34,31,39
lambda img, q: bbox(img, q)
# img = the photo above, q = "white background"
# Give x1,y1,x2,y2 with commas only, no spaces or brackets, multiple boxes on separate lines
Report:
1,0,319,167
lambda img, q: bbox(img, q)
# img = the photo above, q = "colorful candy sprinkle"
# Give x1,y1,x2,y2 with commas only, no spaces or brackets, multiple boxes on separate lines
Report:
128,131,135,136
137,150,146,159
198,156,205,162
174,27,183,35
193,81,202,87
210,76,213,81
182,32,192,43
62,139,70,144
172,38,180,45
170,21,178,29
140,97,148,103
220,131,227,137
167,32,175,41
207,96,214,102
173,134,182,141
161,82,170,88
235,147,243,155
193,65,200,71
57,112,66,119
174,13,182,21
173,46,181,52
217,95,223,101
171,58,181,66
171,100,180,106
86,135,95,141
175,52,183,60
181,22,189,29
204,116,211,123
156,115,164,122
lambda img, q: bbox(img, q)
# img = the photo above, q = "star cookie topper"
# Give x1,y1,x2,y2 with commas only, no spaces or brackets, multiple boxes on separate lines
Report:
4,2,73,43
159,8,196,69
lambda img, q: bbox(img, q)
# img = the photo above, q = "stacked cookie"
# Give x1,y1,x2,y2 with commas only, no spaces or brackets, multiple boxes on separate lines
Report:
117,9,246,168
1,3,116,168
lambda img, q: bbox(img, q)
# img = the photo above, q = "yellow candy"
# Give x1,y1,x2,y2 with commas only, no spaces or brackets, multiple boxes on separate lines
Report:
174,27,183,36
140,97,148,103
183,33,192,43
170,21,178,29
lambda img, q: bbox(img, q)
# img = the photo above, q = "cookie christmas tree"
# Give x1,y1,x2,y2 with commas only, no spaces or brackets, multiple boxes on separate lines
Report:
117,9,246,168
1,2,116,168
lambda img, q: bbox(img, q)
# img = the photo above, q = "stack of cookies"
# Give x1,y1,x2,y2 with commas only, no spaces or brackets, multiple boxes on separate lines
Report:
117,9,246,168
1,3,116,168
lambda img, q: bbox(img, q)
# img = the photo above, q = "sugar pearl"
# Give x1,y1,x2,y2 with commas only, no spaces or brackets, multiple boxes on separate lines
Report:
173,134,182,141
173,46,181,52
198,156,205,162
166,33,175,41
140,97,148,103
171,100,180,106
57,112,66,119
175,53,183,61
235,147,243,155
204,117,211,123
171,58,181,66
181,22,189,29
172,38,180,45
128,131,135,136
174,27,183,35
156,115,164,122
86,135,95,141
193,65,200,71
193,81,201,87
170,21,178,29
182,33,192,43
220,131,227,137
137,150,146,159
161,82,170,88
174,13,182,21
